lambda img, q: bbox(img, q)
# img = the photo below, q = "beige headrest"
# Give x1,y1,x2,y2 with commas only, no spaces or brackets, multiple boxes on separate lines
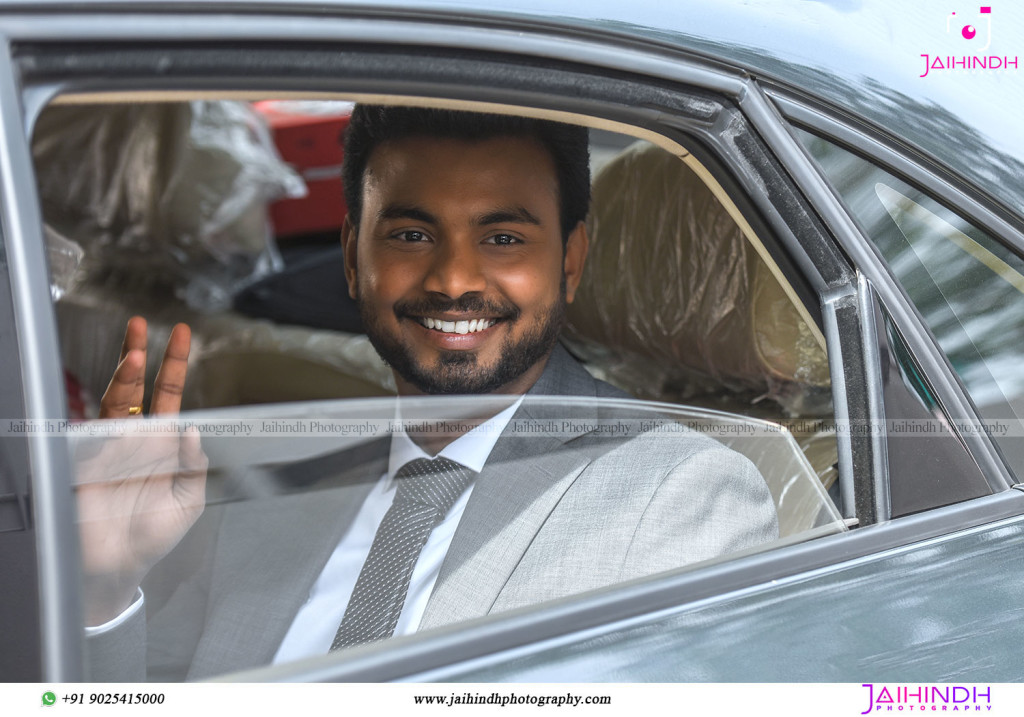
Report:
565,141,830,413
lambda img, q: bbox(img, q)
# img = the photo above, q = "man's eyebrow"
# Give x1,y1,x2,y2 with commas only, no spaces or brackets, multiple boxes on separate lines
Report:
474,206,542,227
377,204,438,224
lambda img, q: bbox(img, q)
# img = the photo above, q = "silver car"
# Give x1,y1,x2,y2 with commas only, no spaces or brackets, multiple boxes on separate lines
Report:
1,0,1022,683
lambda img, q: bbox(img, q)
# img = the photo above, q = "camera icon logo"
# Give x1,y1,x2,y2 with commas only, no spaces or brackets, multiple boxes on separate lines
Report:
947,6,993,52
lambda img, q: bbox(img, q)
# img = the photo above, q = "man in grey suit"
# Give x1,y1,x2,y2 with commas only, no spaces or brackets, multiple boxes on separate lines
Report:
80,105,777,681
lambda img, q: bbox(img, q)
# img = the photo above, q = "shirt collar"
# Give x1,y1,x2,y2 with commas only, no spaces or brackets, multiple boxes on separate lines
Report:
386,396,523,485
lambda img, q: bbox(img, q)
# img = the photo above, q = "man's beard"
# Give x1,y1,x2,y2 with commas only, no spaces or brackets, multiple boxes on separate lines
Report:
358,288,565,395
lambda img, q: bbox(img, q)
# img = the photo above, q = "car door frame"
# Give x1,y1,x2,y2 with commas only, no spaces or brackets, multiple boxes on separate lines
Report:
0,32,82,682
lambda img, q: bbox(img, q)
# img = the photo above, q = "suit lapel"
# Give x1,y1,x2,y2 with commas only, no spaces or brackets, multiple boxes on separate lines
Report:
419,345,600,630
187,439,388,679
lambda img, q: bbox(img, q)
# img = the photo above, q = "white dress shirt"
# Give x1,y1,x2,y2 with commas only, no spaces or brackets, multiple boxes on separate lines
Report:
271,397,521,663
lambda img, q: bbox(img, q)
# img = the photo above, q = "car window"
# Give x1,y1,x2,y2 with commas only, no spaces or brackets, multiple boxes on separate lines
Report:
795,129,1024,478
30,97,845,681
32,99,837,482
873,298,992,515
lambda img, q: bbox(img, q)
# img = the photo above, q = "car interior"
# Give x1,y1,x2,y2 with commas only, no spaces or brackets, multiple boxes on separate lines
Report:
34,95,846,535
31,96,851,679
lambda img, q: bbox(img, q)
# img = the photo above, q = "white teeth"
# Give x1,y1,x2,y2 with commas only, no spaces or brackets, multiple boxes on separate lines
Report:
419,317,495,333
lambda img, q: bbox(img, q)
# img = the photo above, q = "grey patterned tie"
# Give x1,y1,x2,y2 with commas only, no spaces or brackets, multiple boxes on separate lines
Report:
330,456,474,650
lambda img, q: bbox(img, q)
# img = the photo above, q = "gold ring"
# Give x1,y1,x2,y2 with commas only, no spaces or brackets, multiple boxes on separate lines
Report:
128,406,143,415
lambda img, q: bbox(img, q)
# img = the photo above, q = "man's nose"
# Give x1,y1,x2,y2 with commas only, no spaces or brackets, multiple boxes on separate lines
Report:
422,239,487,297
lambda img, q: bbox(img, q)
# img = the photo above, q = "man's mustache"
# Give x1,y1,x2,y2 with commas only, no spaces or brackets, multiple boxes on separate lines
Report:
394,296,521,321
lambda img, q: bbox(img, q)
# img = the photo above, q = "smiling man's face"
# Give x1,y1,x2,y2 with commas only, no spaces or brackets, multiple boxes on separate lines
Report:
342,134,587,395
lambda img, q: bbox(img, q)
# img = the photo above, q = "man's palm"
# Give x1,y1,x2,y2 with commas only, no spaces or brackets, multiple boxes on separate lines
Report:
76,318,207,625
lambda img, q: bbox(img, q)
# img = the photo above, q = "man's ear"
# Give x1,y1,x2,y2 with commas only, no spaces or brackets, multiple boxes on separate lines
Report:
563,221,589,304
341,215,359,300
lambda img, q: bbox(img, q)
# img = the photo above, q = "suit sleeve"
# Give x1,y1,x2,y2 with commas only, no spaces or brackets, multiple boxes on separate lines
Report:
84,601,148,682
83,504,222,682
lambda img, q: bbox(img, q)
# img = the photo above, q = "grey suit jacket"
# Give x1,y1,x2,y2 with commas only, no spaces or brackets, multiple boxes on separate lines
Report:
87,345,778,681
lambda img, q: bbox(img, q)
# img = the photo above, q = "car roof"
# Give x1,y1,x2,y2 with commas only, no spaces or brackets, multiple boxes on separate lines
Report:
4,0,1024,217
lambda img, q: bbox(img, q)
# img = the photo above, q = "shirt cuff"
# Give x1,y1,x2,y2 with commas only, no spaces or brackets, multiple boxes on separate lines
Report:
83,589,144,636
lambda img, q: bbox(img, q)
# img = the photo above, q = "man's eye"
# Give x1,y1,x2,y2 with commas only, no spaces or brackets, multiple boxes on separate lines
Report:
487,234,521,245
395,231,429,242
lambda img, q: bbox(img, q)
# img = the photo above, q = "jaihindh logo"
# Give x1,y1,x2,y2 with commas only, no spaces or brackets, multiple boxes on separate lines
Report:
860,684,993,713
920,5,1018,77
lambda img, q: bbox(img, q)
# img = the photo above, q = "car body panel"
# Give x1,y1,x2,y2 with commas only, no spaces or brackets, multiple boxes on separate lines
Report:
420,510,1024,682
222,490,1024,682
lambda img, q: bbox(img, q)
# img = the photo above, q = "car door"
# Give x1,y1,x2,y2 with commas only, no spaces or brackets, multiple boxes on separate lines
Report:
4,2,1024,682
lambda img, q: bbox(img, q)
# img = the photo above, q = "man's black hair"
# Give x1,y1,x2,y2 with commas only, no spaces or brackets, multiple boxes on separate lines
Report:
342,105,590,241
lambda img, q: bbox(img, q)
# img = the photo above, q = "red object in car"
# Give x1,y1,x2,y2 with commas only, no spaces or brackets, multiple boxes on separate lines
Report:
253,100,352,239
64,369,93,421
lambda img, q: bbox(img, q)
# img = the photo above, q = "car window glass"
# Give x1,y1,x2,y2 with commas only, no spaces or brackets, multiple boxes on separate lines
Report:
795,129,1024,478
71,395,842,681
873,299,991,515
28,98,846,680
32,100,837,486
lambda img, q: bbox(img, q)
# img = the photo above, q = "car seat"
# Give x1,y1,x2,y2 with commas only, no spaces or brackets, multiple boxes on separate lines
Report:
565,140,843,534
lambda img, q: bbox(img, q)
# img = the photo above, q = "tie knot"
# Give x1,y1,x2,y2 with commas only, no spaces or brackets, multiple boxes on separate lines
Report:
392,456,474,516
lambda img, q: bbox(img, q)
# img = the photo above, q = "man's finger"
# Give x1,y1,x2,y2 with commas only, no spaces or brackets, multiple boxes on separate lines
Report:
116,316,148,412
118,316,148,362
150,323,192,416
98,349,146,419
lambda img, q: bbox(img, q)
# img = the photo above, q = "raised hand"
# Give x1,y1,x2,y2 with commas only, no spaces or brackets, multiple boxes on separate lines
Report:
75,317,208,625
